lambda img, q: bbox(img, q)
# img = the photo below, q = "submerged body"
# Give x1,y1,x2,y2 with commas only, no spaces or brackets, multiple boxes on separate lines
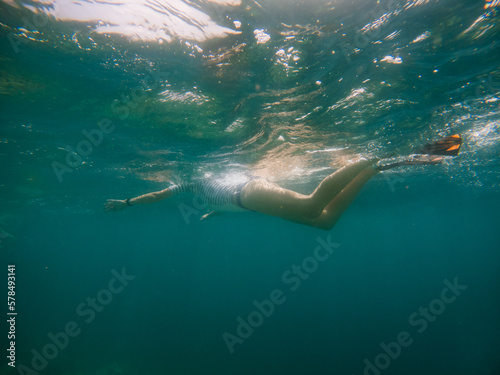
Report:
105,135,461,230
105,159,379,230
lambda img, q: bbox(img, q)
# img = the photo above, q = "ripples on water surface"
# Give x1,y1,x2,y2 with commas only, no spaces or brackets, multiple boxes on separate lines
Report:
1,0,499,202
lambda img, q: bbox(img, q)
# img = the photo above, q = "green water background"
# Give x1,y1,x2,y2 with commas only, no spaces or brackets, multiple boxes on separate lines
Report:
1,0,499,374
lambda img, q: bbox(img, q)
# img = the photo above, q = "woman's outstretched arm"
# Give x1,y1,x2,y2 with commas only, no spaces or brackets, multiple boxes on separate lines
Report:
104,187,173,211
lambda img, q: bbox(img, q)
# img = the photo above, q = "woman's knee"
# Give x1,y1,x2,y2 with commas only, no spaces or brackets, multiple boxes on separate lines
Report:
300,196,326,219
306,217,336,231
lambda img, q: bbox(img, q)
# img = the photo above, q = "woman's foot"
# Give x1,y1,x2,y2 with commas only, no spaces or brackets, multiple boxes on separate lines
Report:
402,155,443,166
375,155,443,171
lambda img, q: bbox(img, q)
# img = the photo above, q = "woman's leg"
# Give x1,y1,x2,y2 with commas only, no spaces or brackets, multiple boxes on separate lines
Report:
307,158,377,212
303,167,379,230
240,159,376,223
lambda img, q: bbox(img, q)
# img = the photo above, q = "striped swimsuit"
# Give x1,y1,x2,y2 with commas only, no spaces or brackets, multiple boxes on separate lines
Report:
169,180,248,209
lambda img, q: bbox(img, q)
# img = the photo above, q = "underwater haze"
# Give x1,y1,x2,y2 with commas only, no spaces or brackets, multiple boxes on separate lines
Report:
1,0,500,374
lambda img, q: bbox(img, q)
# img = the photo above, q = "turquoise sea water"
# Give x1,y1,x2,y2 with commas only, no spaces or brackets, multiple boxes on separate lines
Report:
1,0,499,374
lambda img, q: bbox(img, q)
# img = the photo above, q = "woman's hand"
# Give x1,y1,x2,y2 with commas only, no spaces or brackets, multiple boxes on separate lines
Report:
200,211,214,221
104,199,128,212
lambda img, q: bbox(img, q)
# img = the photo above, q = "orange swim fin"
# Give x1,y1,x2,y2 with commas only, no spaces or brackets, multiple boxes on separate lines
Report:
375,134,463,171
417,134,462,156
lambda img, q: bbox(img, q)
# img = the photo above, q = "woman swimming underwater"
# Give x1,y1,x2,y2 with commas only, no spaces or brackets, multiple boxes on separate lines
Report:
104,135,462,230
